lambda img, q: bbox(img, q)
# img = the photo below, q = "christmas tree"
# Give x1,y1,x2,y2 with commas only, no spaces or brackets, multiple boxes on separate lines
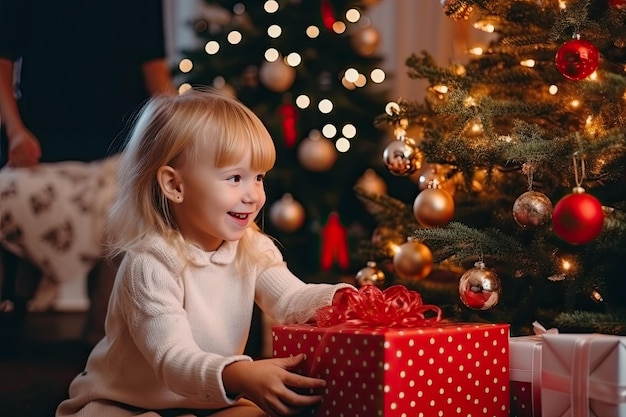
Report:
354,0,626,336
176,0,391,278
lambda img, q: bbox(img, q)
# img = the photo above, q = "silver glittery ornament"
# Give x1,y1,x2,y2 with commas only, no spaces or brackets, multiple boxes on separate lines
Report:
512,190,553,229
459,261,501,310
382,137,422,176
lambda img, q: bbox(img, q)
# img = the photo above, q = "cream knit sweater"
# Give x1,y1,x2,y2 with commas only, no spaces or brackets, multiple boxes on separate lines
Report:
56,233,350,416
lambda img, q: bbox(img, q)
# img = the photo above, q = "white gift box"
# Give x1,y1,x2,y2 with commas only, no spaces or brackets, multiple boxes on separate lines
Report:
541,333,626,417
510,335,544,417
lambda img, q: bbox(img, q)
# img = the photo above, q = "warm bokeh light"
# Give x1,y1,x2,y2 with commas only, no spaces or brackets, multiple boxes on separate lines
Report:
346,8,361,23
227,31,242,44
354,74,366,87
344,68,359,83
332,21,346,34
264,0,279,13
264,48,280,62
306,25,320,38
549,85,559,95
318,99,333,114
370,68,385,83
474,21,495,33
336,137,351,152
178,83,192,94
267,25,282,38
322,124,337,138
342,124,356,138
295,94,311,109
204,41,219,55
178,58,193,73
286,52,301,66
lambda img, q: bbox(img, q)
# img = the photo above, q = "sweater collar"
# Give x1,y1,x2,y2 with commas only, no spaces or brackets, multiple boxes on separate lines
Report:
186,239,238,266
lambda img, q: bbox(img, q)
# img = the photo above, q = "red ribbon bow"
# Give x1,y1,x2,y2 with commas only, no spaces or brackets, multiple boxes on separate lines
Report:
314,285,442,328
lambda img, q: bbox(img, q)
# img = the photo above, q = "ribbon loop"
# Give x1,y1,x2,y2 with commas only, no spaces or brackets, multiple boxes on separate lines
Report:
315,285,442,328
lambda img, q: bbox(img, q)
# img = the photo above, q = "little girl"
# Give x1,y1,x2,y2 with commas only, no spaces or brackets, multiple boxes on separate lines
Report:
56,89,354,417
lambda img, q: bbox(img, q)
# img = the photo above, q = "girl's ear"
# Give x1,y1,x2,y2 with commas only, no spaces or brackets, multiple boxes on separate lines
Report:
157,165,184,203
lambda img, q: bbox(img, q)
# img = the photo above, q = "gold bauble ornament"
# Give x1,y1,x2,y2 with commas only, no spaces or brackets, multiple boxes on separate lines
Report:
512,190,553,229
259,59,296,92
392,240,433,282
297,131,337,172
356,261,386,288
382,137,422,176
412,180,455,228
458,261,501,310
355,168,387,195
350,26,381,57
269,193,305,232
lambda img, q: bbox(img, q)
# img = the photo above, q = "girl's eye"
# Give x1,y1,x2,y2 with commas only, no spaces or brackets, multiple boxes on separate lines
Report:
256,174,265,182
228,175,242,183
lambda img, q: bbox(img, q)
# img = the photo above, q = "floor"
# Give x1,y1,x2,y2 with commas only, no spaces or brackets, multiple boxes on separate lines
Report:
0,309,90,417
0,304,267,417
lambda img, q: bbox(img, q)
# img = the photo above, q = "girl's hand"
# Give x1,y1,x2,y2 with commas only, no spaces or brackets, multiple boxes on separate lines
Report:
222,353,326,417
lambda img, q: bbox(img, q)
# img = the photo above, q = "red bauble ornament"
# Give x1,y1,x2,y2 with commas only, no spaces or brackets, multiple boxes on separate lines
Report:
552,187,604,244
609,0,626,9
555,38,599,80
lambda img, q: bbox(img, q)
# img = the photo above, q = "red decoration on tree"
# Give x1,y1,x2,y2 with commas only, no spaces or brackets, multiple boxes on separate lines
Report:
552,188,604,244
320,212,350,270
278,103,298,148
555,38,599,80
608,0,626,9
320,0,336,31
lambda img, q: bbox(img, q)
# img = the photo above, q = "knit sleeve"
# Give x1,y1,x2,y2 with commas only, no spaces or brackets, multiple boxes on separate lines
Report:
119,251,252,407
252,236,354,324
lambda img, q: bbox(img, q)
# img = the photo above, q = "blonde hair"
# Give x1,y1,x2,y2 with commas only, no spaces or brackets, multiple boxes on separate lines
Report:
106,88,277,272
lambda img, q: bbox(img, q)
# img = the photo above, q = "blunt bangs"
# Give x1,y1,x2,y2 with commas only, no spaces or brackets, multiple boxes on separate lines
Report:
203,98,276,172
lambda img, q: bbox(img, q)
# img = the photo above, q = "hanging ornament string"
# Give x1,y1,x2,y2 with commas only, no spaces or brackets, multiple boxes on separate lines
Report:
572,152,585,191
513,161,554,229
524,161,534,191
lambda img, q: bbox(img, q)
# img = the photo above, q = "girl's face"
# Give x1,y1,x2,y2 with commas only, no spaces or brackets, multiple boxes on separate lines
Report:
172,146,267,252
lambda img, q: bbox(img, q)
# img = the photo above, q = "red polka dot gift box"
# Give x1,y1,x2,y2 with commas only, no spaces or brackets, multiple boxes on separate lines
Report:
272,285,511,417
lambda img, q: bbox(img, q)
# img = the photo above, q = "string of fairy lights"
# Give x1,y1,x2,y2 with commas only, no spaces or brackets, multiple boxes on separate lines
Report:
176,0,387,156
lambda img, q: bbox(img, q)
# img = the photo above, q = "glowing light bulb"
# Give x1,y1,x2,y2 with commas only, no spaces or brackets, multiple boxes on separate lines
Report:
264,0,279,13
296,95,310,109
286,53,301,66
264,48,279,62
370,68,385,83
178,59,193,73
205,41,219,55
336,138,351,152
332,21,346,34
342,124,356,138
346,8,360,23
344,68,359,83
322,124,337,138
318,99,333,114
227,31,242,44
267,25,282,38
306,26,320,38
